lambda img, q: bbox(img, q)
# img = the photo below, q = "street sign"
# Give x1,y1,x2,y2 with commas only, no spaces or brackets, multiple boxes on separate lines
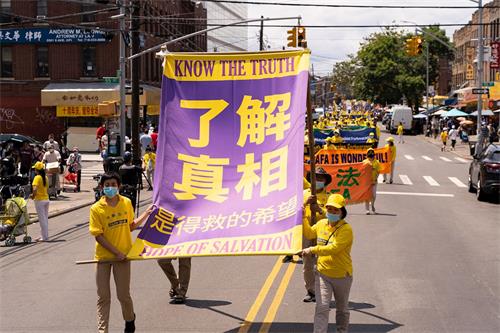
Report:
466,64,474,80
103,77,119,83
472,88,489,94
482,82,494,87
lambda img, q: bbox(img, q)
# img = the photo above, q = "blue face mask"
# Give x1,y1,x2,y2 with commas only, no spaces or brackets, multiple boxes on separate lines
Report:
316,181,325,189
103,186,118,198
326,212,341,223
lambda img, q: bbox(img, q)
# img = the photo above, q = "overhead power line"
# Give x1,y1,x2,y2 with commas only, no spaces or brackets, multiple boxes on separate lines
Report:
200,0,496,9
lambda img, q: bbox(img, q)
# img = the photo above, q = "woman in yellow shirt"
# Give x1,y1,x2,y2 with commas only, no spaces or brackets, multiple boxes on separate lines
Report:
300,194,353,333
30,161,50,242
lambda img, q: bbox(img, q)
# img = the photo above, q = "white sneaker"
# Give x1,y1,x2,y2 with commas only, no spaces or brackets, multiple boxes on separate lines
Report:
365,211,371,215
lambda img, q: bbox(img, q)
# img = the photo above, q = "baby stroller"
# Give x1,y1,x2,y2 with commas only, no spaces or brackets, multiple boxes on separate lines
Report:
62,165,78,192
0,196,30,246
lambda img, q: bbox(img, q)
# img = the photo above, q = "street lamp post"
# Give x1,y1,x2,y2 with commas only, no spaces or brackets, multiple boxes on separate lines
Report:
476,0,485,152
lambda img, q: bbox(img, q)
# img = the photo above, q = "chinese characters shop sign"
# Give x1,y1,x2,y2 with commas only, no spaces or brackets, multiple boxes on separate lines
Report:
0,28,108,44
128,50,310,259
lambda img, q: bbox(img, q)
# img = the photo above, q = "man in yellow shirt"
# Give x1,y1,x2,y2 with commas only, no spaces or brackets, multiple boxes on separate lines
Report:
366,132,377,148
383,137,397,184
142,147,156,190
440,128,448,152
89,173,153,333
363,148,381,215
301,194,353,333
331,131,344,144
397,122,405,144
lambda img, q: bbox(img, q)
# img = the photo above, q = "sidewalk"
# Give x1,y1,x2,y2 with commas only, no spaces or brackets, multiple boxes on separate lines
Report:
420,134,474,160
80,153,103,162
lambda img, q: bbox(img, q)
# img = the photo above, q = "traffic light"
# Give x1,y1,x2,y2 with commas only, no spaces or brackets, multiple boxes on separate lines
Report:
287,27,297,47
330,83,337,92
297,26,306,48
415,37,423,55
405,38,415,56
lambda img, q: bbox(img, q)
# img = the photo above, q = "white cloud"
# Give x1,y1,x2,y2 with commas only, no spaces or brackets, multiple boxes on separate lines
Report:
245,0,488,75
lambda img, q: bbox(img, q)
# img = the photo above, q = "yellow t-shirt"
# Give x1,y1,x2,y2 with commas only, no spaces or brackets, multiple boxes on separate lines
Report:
143,152,156,169
32,175,49,201
441,131,448,142
303,219,353,278
366,138,377,144
302,189,328,226
331,136,343,144
89,195,135,260
363,158,381,184
385,144,397,162
397,125,404,135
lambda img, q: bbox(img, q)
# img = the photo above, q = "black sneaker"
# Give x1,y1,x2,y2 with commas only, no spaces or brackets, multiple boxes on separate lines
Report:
303,291,315,303
173,294,186,304
282,255,293,263
169,288,178,299
124,314,135,333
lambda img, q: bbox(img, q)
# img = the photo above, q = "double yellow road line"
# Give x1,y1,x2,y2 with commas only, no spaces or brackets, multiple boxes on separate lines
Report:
238,257,297,333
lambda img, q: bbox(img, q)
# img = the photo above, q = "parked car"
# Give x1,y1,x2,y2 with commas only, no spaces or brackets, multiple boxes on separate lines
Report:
468,144,500,201
0,134,41,147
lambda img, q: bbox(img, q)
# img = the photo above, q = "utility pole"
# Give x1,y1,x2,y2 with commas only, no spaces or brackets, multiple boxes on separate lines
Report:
119,0,126,155
130,0,141,164
476,0,484,153
259,15,264,51
426,40,430,112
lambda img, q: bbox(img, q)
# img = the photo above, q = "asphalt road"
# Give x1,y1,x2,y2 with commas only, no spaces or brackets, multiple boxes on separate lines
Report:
1,132,499,333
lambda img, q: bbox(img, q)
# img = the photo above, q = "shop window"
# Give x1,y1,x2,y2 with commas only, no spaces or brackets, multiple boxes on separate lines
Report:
36,46,49,77
37,0,48,17
82,45,96,77
0,46,13,77
0,0,11,23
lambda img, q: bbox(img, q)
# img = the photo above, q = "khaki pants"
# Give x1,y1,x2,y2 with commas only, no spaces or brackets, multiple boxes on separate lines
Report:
303,236,317,293
96,261,135,333
314,272,353,333
157,258,191,296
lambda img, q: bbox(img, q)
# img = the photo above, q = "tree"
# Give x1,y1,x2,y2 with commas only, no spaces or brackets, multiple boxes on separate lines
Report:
331,55,359,99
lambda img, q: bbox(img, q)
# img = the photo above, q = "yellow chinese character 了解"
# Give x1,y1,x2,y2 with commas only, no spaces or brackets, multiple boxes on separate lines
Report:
181,99,228,148
150,208,176,235
236,93,291,147
174,153,230,203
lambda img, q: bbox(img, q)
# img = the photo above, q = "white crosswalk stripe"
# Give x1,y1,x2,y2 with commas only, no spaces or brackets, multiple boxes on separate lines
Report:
422,155,432,161
404,155,414,160
399,174,413,185
423,176,440,186
455,157,468,163
448,177,467,188
440,156,452,162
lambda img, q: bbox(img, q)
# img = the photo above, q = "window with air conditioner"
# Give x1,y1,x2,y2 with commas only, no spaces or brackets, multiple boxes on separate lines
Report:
82,45,96,77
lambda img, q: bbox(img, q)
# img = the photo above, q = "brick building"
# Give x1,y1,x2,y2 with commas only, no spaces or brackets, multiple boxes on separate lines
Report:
0,0,206,149
451,0,500,91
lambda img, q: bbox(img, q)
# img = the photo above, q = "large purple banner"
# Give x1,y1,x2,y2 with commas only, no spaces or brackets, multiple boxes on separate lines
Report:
128,50,310,258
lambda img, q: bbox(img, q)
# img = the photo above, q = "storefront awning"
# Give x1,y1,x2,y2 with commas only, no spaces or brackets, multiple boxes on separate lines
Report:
41,82,161,108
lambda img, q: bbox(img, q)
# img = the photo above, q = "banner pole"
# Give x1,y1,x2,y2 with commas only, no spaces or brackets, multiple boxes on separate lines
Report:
306,73,317,225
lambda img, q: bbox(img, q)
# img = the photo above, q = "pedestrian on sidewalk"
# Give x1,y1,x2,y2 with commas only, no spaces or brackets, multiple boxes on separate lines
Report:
96,123,106,153
19,142,34,177
42,134,60,152
43,144,61,192
397,122,404,143
383,137,396,184
67,147,82,192
142,147,156,191
157,257,192,304
139,129,152,157
89,172,154,333
363,148,380,215
448,126,459,151
30,162,49,242
440,128,448,152
300,194,354,333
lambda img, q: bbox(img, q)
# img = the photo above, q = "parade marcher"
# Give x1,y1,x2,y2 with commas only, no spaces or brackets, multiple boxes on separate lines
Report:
142,147,156,190
300,194,353,333
383,137,397,184
31,162,49,242
323,137,335,150
397,122,404,144
157,257,192,304
67,147,82,192
301,167,330,302
363,148,380,215
448,126,459,151
42,134,60,152
331,131,343,144
440,128,448,152
366,132,377,148
89,172,153,333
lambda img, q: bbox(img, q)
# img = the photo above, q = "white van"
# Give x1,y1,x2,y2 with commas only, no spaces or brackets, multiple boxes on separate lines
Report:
390,105,413,134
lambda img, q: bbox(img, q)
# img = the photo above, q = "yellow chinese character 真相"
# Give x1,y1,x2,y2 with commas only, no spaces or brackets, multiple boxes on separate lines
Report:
174,153,230,203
